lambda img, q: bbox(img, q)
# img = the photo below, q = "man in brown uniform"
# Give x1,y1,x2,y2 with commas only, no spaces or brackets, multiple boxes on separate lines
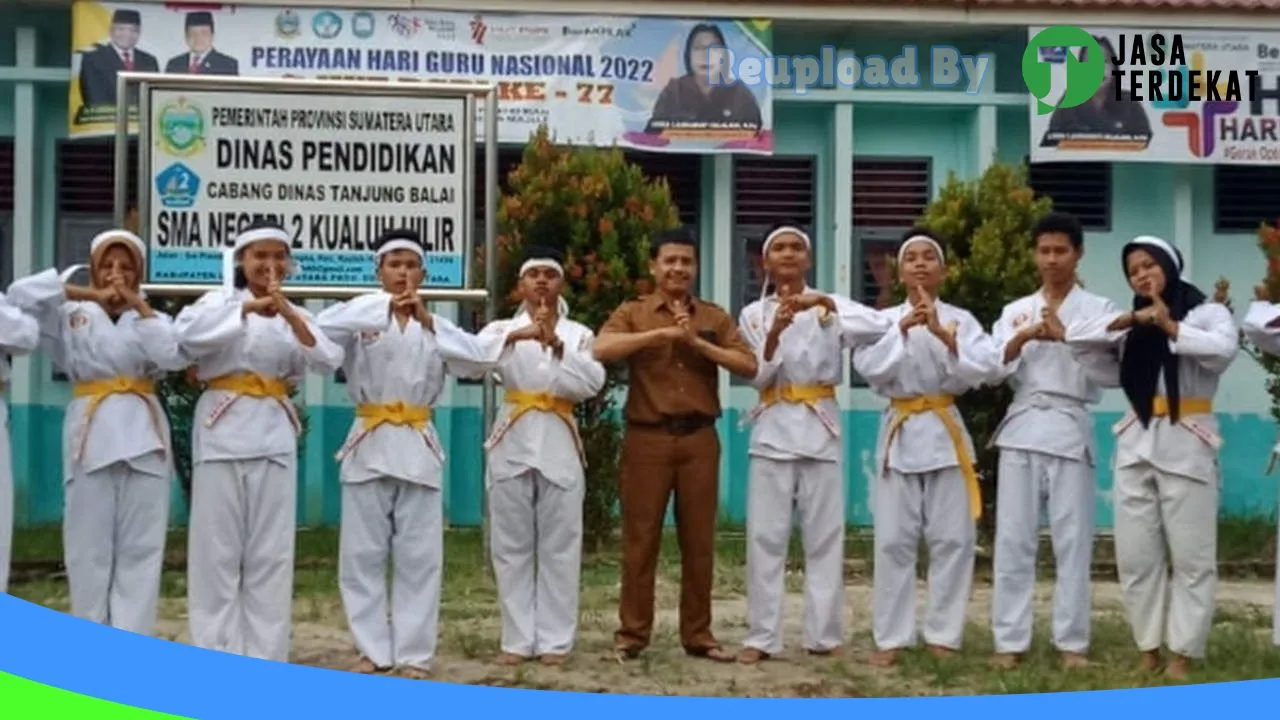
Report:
593,228,758,663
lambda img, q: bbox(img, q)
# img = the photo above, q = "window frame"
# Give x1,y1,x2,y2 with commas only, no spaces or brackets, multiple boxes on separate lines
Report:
1026,159,1112,233
1213,165,1280,234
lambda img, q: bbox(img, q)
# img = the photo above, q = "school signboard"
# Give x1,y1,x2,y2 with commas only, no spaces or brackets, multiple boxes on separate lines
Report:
144,83,470,288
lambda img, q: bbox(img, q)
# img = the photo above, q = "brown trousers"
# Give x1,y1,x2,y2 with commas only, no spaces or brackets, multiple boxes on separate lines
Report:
614,423,721,654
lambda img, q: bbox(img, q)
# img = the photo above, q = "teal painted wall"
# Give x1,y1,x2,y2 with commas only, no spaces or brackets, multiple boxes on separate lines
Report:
3,13,1278,531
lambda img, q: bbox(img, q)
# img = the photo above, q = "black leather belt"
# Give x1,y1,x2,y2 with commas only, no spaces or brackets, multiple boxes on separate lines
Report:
628,414,717,436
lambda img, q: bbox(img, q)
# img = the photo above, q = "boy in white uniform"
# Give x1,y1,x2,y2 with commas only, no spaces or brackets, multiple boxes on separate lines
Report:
735,225,892,663
852,229,1002,667
315,229,482,678
437,246,606,666
988,212,1120,669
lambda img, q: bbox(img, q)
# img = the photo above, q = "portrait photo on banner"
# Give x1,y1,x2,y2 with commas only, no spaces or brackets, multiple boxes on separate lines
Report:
66,3,776,155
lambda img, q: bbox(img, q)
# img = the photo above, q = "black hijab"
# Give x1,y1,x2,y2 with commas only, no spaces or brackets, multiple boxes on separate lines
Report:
1118,237,1207,427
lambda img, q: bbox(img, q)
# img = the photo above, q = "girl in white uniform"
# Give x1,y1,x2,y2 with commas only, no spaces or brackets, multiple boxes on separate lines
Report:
852,229,1002,667
6,230,186,633
436,246,606,666
1241,285,1280,651
315,229,480,679
174,220,344,662
0,282,40,594
1065,235,1237,679
735,225,892,663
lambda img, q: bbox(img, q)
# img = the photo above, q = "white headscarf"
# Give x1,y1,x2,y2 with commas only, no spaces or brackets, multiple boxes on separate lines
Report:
60,229,149,298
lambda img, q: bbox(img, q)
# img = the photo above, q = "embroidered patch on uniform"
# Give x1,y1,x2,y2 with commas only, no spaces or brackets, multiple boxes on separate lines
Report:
359,330,382,344
1012,312,1030,329
68,311,90,330
577,333,593,353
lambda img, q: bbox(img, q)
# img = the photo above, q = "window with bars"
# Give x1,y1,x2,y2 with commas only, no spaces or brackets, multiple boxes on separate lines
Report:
1214,165,1280,233
1027,161,1111,231
853,157,932,310
730,155,817,386
851,157,932,388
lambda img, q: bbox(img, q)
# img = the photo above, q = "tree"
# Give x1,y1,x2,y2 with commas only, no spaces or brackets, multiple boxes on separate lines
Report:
889,163,1052,540
476,125,681,553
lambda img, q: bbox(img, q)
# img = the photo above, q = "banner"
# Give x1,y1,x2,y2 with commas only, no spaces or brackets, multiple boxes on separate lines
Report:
1027,26,1280,165
69,2,774,154
147,85,469,287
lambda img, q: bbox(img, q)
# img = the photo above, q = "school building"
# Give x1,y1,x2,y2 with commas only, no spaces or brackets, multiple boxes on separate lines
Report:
3,1,1280,531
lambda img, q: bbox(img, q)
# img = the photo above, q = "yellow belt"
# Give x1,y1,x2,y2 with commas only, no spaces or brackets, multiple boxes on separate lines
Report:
207,372,290,399
493,389,583,461
204,372,297,433
335,401,435,462
71,377,162,461
886,394,982,521
759,384,836,408
1151,396,1212,417
356,401,431,432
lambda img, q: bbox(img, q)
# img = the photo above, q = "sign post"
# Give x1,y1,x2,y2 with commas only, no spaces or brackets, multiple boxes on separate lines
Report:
114,72,500,570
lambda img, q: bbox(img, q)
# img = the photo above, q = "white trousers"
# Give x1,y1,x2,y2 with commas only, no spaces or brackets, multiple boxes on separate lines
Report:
64,459,170,635
873,467,976,651
743,456,846,654
339,477,442,671
187,457,297,663
991,450,1094,654
0,401,11,594
1113,462,1217,659
489,470,583,657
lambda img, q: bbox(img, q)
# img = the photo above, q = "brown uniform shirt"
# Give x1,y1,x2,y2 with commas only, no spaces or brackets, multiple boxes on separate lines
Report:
599,294,752,425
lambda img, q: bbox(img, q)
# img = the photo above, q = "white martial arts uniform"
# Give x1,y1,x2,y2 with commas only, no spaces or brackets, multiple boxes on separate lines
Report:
987,286,1119,656
7,268,186,632
174,288,344,662
315,292,479,672
0,290,40,594
1066,301,1237,659
439,304,605,658
852,299,1002,651
1239,300,1280,648
736,290,892,655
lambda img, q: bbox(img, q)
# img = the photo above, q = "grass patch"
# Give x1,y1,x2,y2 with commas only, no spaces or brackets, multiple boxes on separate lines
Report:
9,525,1279,697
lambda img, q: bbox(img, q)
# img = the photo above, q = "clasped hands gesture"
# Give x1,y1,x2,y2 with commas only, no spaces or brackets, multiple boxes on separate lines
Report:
1126,290,1176,335
765,283,835,339
899,284,960,345
242,267,298,320
93,273,153,318
508,296,564,357
389,286,434,332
